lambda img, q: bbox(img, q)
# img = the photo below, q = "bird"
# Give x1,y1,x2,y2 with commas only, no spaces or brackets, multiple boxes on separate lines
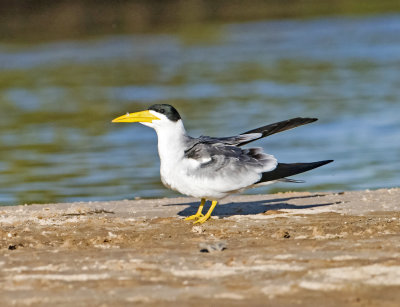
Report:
112,104,333,224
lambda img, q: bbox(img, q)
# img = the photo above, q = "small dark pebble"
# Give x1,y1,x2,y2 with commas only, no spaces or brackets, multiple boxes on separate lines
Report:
8,245,17,250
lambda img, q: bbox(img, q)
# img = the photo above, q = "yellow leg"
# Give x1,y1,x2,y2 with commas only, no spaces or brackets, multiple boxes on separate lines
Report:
194,200,218,224
185,198,206,221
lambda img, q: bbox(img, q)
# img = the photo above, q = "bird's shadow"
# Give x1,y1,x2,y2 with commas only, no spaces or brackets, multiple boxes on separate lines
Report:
164,194,336,218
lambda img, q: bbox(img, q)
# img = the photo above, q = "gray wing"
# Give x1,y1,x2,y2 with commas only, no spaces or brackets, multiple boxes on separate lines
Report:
184,139,277,177
197,117,318,147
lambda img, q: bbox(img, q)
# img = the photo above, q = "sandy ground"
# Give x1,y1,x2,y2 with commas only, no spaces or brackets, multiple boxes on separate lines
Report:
1,188,400,306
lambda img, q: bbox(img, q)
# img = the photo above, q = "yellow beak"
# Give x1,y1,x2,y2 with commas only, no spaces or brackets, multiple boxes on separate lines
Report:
112,110,160,123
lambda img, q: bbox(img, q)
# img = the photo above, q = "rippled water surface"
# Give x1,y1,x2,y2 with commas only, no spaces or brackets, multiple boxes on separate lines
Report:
1,14,400,205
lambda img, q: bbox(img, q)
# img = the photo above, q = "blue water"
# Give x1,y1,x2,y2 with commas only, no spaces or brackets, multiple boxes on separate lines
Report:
1,14,400,205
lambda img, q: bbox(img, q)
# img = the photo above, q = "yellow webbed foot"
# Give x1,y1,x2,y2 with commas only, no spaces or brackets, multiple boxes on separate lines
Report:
193,200,218,224
193,215,210,224
185,198,206,221
184,213,204,221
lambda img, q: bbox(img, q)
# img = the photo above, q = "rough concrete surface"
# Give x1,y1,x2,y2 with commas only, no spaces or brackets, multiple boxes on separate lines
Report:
1,188,400,306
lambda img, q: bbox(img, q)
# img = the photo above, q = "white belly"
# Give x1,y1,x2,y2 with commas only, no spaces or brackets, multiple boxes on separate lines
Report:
160,158,260,200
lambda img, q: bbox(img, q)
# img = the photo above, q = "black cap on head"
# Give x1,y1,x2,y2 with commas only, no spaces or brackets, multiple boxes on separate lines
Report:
148,104,181,122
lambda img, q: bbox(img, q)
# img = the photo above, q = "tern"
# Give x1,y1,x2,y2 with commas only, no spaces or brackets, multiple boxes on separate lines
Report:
112,104,333,224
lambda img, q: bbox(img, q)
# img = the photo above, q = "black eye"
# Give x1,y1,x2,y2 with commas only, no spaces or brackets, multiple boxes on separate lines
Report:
159,109,165,114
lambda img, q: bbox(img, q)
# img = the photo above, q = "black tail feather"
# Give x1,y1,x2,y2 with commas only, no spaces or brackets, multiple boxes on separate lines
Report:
239,117,317,146
257,160,333,184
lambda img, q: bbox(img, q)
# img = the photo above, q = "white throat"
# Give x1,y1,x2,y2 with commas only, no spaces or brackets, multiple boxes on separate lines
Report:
152,119,187,166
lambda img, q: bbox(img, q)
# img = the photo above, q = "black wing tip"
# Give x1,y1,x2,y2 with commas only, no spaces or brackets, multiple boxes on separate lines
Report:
280,117,318,124
297,117,318,123
238,117,320,146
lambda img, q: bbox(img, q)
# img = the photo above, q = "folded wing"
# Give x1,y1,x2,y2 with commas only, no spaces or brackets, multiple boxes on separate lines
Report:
184,140,277,191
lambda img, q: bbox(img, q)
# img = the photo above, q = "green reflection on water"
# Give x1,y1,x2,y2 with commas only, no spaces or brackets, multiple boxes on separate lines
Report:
1,0,400,42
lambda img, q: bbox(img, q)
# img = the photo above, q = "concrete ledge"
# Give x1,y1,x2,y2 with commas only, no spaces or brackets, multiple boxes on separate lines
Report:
1,188,400,306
